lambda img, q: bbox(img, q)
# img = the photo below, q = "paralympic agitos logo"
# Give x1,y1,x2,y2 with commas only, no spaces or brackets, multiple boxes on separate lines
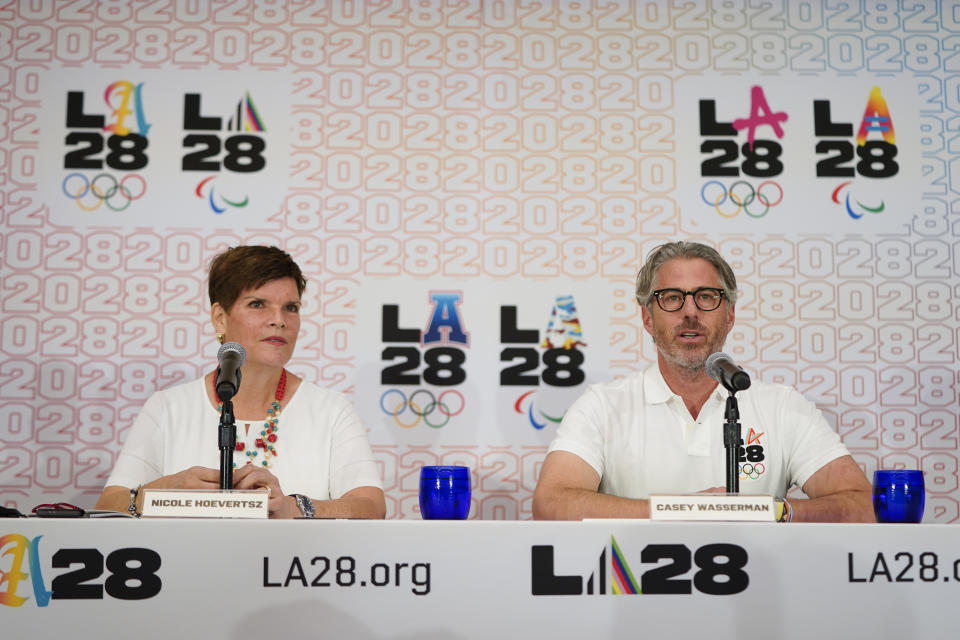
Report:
531,537,749,597
0,534,162,607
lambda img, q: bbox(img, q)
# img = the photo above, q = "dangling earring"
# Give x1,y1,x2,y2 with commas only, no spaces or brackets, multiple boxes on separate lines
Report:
216,333,225,344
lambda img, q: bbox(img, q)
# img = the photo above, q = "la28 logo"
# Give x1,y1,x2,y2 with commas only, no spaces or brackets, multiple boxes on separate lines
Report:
814,86,898,179
181,93,266,173
64,83,150,171
499,306,584,387
698,86,788,179
531,542,749,596
381,292,469,386
0,535,161,607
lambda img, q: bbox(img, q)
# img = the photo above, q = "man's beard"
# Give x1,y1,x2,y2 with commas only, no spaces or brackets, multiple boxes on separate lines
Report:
652,320,728,372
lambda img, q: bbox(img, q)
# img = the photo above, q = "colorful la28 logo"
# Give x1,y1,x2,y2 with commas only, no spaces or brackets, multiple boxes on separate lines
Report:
0,534,161,607
500,296,586,388
814,86,898,179
182,92,267,214
181,93,266,174
699,85,787,179
65,82,151,172
531,537,749,596
697,85,788,219
379,292,468,429
381,292,468,386
501,295,587,430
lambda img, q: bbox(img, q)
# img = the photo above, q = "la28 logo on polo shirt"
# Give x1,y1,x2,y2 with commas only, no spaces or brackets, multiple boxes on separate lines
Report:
739,428,766,480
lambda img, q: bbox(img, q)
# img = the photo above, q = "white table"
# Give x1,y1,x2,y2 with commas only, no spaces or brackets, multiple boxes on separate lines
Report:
1,518,955,638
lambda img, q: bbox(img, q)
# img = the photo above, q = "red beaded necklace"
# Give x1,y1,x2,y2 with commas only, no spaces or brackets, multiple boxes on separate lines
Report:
214,368,287,468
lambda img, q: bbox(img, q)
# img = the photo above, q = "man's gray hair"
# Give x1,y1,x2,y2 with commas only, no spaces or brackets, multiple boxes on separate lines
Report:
635,241,738,307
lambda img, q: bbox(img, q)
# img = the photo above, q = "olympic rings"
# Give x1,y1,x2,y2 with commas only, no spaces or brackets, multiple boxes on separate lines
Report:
379,388,465,429
62,172,147,212
700,180,783,219
739,462,765,480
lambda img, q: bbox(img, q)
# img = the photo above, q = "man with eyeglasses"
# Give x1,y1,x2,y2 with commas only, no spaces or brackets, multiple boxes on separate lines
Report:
533,241,874,522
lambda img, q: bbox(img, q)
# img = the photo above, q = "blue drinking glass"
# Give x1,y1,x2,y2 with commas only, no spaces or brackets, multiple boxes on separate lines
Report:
873,469,925,523
419,466,471,520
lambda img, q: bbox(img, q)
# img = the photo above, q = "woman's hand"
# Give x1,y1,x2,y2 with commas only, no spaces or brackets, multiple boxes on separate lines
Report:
232,464,298,518
94,466,219,514
166,466,221,490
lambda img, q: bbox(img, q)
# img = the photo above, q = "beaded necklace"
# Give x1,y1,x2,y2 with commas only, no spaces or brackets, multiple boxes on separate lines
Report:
215,368,287,468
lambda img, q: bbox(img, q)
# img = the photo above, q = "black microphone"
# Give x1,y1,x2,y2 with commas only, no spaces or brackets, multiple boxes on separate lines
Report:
705,351,751,393
216,342,246,401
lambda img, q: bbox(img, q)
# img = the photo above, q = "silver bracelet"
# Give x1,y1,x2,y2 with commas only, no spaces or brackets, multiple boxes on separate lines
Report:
128,485,142,518
290,493,315,519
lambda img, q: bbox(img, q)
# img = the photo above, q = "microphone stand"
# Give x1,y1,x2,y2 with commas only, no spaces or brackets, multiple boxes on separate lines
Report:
723,392,741,494
218,398,236,491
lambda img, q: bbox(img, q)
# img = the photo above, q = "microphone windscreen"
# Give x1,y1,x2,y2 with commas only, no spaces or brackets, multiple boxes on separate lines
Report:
704,351,730,382
217,342,247,366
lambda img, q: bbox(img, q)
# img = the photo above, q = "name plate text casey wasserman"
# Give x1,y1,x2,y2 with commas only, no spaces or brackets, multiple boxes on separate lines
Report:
141,489,269,519
649,494,775,522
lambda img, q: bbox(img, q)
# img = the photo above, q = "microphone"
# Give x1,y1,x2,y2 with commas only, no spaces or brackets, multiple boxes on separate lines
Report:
216,342,246,401
705,351,751,393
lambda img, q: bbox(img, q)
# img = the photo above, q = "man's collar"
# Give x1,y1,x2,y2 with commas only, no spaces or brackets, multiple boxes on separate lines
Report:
643,364,676,404
643,362,725,405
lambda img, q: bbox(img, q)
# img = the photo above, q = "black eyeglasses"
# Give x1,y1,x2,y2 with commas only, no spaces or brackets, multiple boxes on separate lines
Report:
651,288,725,312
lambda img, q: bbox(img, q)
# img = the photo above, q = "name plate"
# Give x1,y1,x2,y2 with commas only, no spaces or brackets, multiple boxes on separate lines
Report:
649,494,775,522
141,489,269,519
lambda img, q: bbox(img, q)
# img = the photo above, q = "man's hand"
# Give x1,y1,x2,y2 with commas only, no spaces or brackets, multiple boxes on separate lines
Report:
697,486,729,494
533,450,651,520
